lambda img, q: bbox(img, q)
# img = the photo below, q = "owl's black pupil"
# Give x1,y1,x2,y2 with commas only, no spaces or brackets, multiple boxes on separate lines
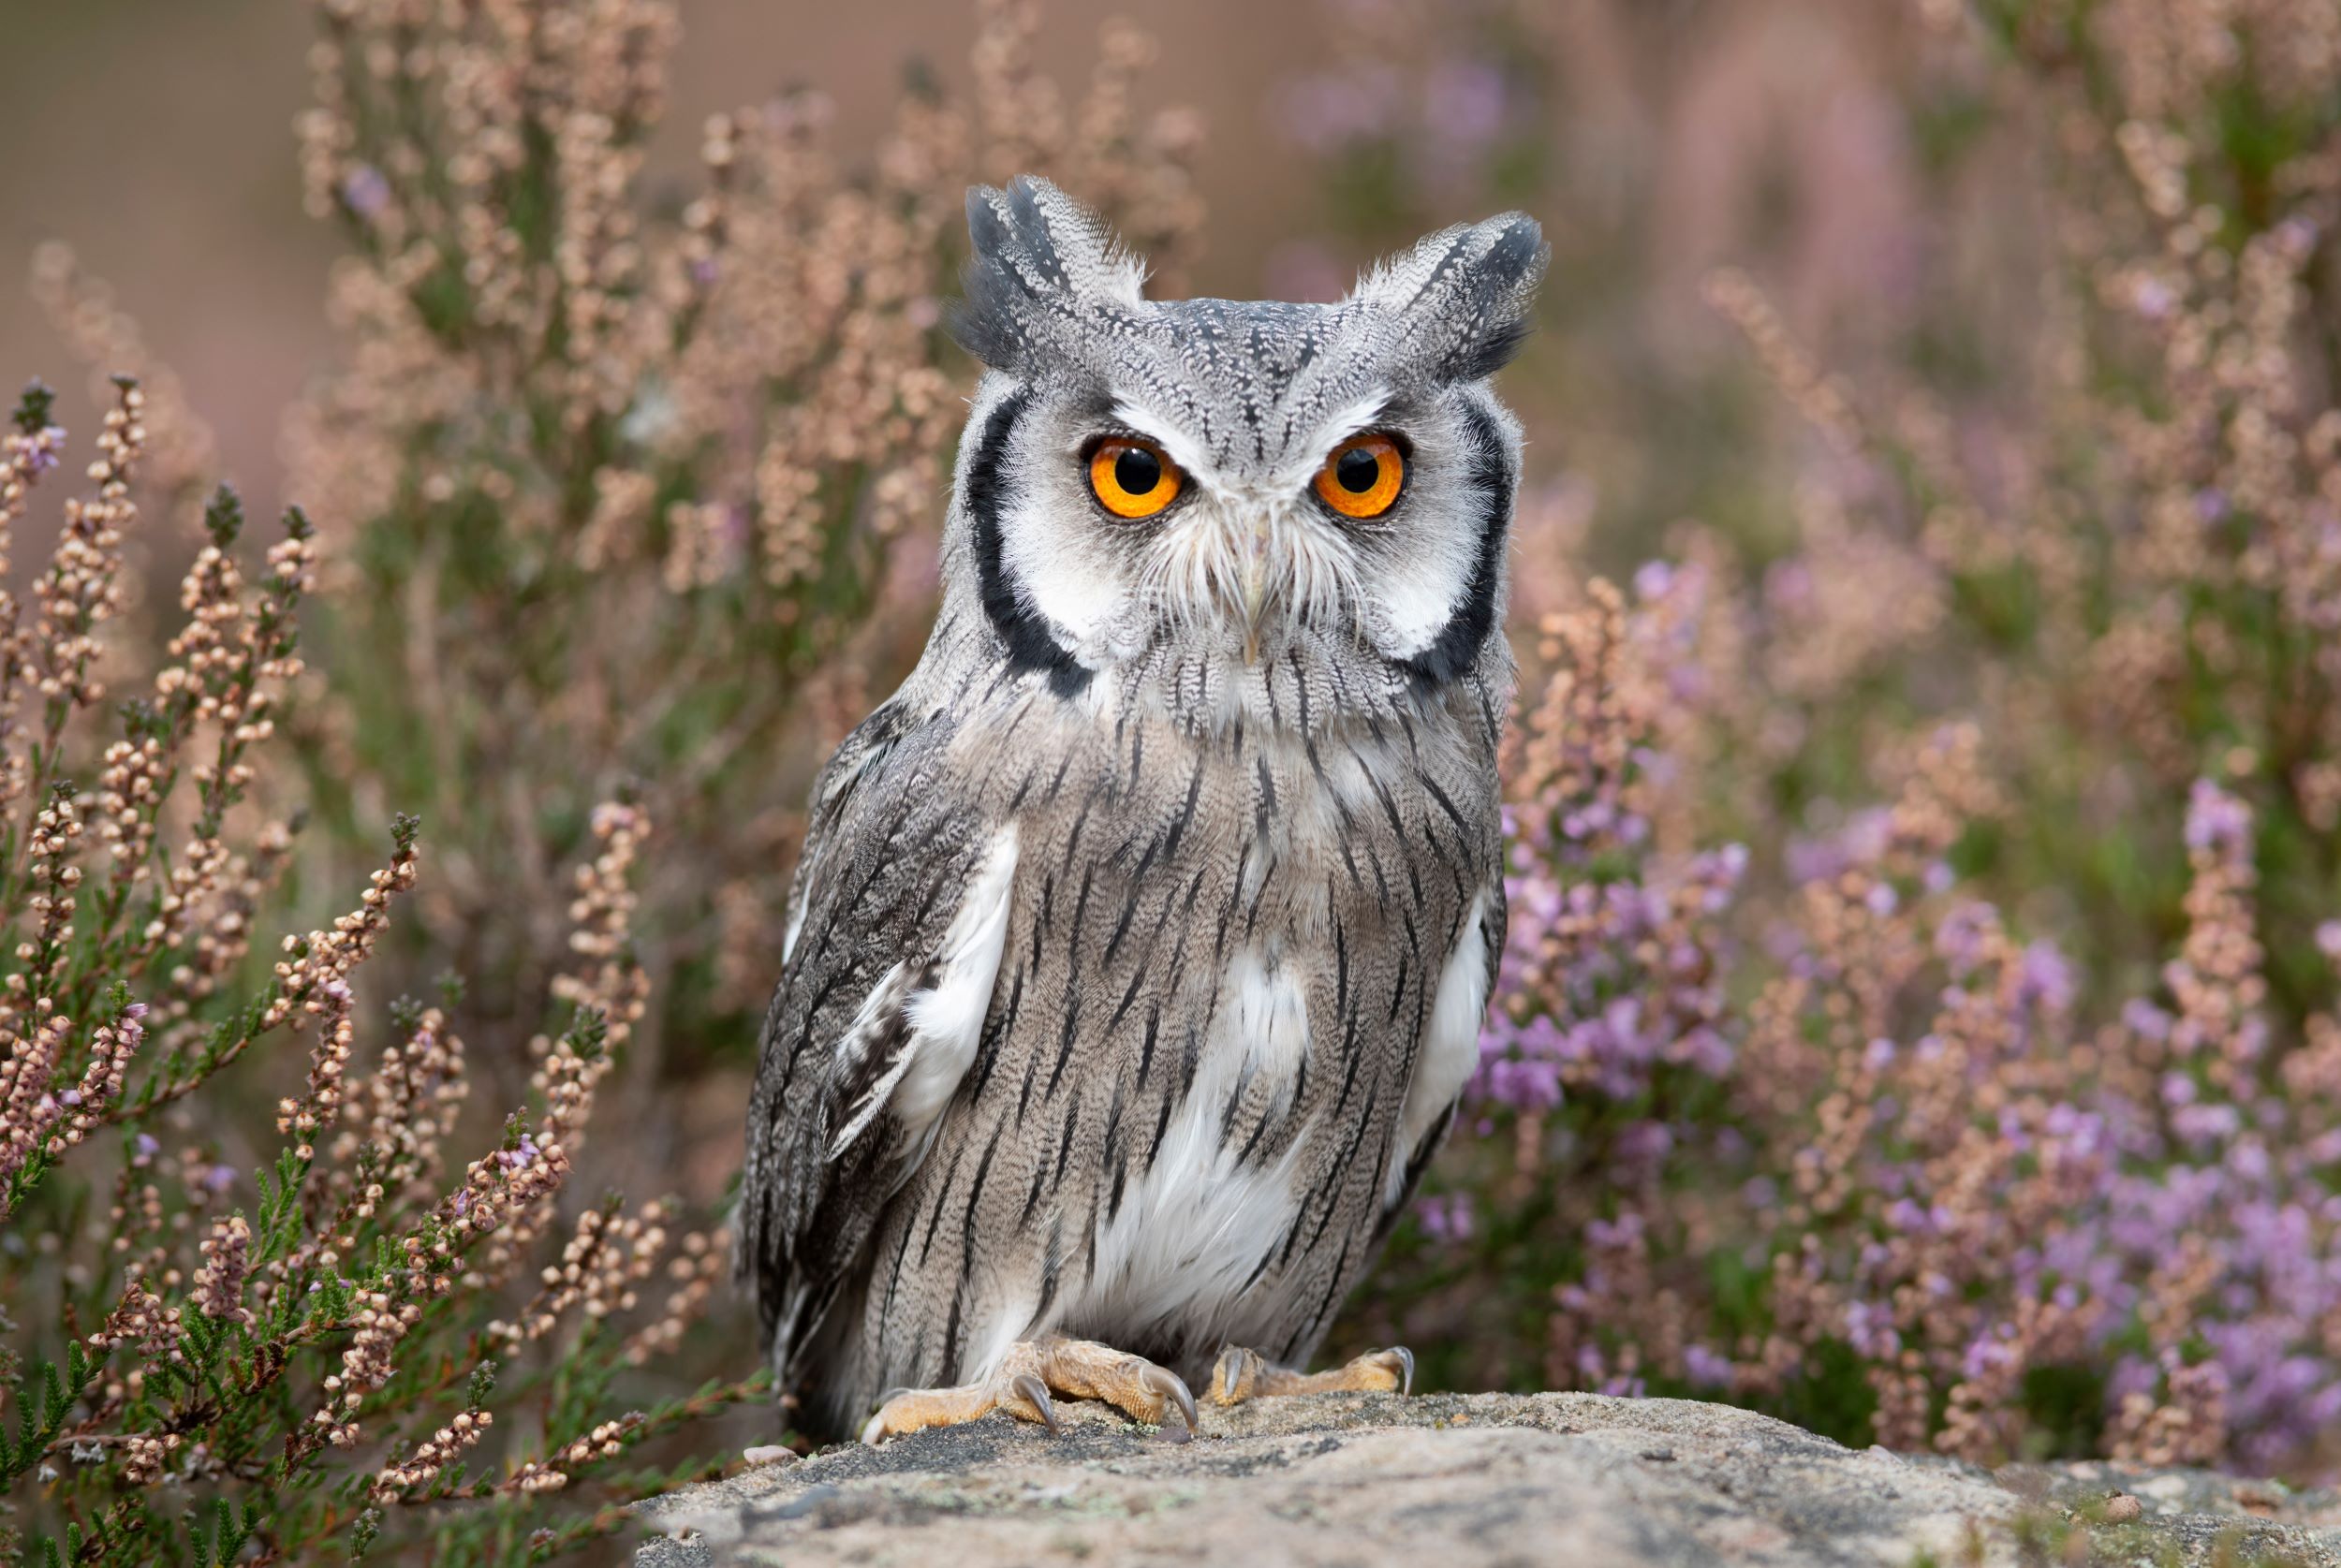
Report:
1112,446,1162,496
1334,447,1383,493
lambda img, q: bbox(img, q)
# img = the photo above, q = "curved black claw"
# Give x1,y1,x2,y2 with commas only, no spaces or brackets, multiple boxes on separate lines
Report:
1147,1365,1199,1433
1011,1371,1061,1435
1209,1344,1260,1404
1392,1345,1416,1397
1010,1372,1060,1435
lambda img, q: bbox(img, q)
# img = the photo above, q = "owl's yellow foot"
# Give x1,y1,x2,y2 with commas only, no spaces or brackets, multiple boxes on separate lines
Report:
860,1335,1199,1445
1207,1343,1415,1406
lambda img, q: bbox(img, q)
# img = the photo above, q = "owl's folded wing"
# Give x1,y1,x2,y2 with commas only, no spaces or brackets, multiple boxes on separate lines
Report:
1380,872,1508,1238
741,704,1019,1381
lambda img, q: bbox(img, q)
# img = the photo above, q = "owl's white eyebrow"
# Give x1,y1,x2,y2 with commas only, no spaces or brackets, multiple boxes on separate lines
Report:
1293,391,1396,480
1103,402,1234,502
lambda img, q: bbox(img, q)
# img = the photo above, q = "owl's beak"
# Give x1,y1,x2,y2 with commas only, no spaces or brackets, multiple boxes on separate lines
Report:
1240,520,1270,665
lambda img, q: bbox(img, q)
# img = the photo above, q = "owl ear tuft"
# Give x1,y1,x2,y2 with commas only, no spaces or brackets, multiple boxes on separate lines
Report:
1352,212,1549,384
952,176,1151,374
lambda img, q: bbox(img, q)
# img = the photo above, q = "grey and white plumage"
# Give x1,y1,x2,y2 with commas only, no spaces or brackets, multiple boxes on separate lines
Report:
743,176,1545,1441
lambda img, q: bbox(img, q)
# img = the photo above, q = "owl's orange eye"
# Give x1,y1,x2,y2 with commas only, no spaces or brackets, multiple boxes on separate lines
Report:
1312,432,1405,519
1088,437,1183,519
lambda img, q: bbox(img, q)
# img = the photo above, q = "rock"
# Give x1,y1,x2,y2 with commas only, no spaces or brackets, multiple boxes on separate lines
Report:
631,1391,2341,1567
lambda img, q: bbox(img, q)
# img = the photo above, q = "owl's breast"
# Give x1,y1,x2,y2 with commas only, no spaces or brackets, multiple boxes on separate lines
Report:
946,689,1501,1371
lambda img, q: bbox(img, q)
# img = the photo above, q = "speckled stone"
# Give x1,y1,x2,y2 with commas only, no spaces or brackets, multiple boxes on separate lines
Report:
631,1391,2341,1567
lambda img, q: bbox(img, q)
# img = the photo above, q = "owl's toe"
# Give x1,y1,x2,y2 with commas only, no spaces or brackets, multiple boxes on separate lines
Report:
1209,1343,1269,1405
1026,1335,1199,1436
1363,1345,1415,1395
861,1339,1199,1444
858,1367,1058,1444
1207,1343,1417,1405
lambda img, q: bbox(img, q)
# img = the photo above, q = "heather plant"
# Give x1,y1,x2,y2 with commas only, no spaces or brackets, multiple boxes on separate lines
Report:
1329,0,2341,1480
0,379,752,1563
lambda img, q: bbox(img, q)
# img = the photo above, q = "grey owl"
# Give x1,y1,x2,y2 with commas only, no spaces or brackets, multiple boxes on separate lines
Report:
743,176,1544,1444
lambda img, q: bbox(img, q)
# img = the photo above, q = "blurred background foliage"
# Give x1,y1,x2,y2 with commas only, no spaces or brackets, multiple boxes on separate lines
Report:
7,0,2341,1560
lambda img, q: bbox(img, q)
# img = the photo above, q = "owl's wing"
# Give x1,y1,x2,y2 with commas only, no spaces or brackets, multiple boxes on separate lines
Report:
742,702,1018,1383
1379,872,1508,1240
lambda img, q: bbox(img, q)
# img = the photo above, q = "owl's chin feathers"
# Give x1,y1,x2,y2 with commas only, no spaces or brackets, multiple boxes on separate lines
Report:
1125,506,1369,654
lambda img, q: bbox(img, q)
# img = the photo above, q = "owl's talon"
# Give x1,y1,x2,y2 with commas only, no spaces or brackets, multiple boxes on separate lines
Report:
1143,1364,1199,1433
1208,1343,1261,1406
1393,1345,1416,1396
1010,1371,1060,1434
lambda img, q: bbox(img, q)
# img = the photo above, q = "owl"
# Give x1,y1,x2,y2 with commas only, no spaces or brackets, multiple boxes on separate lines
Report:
743,176,1544,1444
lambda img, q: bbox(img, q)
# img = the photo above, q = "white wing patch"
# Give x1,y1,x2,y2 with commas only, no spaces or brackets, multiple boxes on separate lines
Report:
895,823,1022,1137
1390,887,1493,1202
781,896,808,965
826,824,1020,1159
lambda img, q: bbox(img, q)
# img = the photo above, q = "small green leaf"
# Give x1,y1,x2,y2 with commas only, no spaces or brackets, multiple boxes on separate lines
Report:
12,378,56,434
349,1505,382,1561
203,485,246,548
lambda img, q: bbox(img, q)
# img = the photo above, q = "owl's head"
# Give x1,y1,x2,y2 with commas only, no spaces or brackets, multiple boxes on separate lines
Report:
938,176,1545,718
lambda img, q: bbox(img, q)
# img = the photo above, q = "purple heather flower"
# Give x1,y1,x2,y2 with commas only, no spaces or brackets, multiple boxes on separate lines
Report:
1935,901,1998,976
1615,1120,1674,1166
2133,276,2177,318
1682,1344,1734,1389
2018,941,2075,1012
1586,1212,1643,1251
2184,778,2252,856
2275,214,2322,256
341,164,392,219
1277,66,1402,154
1421,58,1508,152
1416,1192,1475,1243
1844,1299,1901,1358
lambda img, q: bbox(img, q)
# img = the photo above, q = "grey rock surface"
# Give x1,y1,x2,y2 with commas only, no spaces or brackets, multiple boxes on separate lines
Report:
632,1391,2341,1567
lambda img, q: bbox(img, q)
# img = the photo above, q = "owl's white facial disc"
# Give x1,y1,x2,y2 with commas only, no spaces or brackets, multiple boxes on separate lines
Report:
960,376,1522,689
947,175,1544,709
